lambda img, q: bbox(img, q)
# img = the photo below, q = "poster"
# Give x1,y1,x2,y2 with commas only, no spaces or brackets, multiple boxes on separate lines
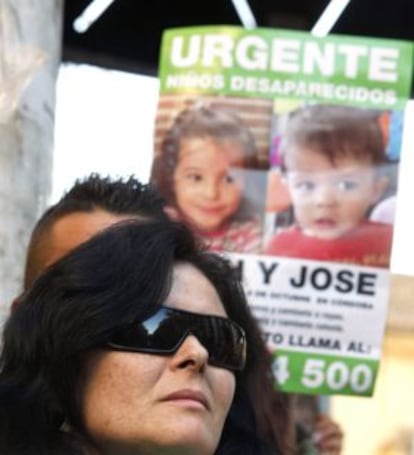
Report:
150,25,413,396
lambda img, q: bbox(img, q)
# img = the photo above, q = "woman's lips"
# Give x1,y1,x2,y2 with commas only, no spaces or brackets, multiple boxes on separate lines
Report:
162,389,210,410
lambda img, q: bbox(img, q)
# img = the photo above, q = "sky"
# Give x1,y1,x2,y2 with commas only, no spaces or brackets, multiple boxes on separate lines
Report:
53,63,159,199
53,63,414,277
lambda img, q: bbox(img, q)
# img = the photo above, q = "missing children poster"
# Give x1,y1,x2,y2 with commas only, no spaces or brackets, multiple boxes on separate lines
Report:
150,25,414,396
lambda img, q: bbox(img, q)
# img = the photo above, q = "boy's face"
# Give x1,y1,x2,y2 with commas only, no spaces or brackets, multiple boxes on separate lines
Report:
173,136,244,233
284,147,388,239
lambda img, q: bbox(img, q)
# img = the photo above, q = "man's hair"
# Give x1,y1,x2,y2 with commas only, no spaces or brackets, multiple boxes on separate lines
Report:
279,104,388,171
24,173,168,289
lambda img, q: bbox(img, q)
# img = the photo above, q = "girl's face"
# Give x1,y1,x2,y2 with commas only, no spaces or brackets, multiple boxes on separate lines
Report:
173,136,245,233
284,147,388,239
81,263,236,455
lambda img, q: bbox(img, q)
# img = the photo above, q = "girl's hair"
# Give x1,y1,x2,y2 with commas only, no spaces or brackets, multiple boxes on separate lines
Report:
152,104,265,221
0,220,290,454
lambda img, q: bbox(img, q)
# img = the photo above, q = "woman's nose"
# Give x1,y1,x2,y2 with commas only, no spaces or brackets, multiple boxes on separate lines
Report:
170,334,209,372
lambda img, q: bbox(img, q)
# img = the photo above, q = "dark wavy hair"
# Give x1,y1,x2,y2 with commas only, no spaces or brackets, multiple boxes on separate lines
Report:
1,220,290,454
24,173,168,290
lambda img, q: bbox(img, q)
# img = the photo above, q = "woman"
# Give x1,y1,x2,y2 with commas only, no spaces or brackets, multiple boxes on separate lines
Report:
0,220,289,454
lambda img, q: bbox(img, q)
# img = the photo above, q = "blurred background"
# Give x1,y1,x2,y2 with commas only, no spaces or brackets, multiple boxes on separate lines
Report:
62,0,414,82
3,1,414,453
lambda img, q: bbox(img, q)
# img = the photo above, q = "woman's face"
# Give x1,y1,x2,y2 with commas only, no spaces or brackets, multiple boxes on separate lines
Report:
81,263,236,455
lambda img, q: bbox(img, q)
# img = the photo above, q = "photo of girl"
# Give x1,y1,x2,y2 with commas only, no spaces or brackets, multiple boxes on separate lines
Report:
151,96,271,254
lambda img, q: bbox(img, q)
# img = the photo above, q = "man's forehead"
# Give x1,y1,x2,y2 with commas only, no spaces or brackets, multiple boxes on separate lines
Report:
44,210,133,269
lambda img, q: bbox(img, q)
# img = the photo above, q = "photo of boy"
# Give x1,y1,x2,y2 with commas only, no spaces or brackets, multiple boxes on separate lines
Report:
151,100,269,253
264,103,396,268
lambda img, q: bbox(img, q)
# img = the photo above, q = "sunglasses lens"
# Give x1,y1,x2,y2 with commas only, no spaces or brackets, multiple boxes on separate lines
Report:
194,316,245,370
109,307,182,351
108,306,246,371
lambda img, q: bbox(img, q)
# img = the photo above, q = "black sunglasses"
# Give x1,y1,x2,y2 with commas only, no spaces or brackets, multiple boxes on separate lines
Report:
107,306,246,371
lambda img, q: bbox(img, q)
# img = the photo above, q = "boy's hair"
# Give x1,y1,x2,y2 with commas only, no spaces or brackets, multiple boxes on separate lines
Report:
24,173,168,289
279,104,388,171
152,104,259,206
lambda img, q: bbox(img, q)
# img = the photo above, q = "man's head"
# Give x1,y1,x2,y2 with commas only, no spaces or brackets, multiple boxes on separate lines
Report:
24,173,168,289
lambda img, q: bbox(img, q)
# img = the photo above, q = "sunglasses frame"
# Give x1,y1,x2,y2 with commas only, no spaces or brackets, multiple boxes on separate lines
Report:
107,305,246,371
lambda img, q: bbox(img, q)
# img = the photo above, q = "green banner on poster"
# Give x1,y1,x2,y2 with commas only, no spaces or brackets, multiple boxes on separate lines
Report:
159,26,413,109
